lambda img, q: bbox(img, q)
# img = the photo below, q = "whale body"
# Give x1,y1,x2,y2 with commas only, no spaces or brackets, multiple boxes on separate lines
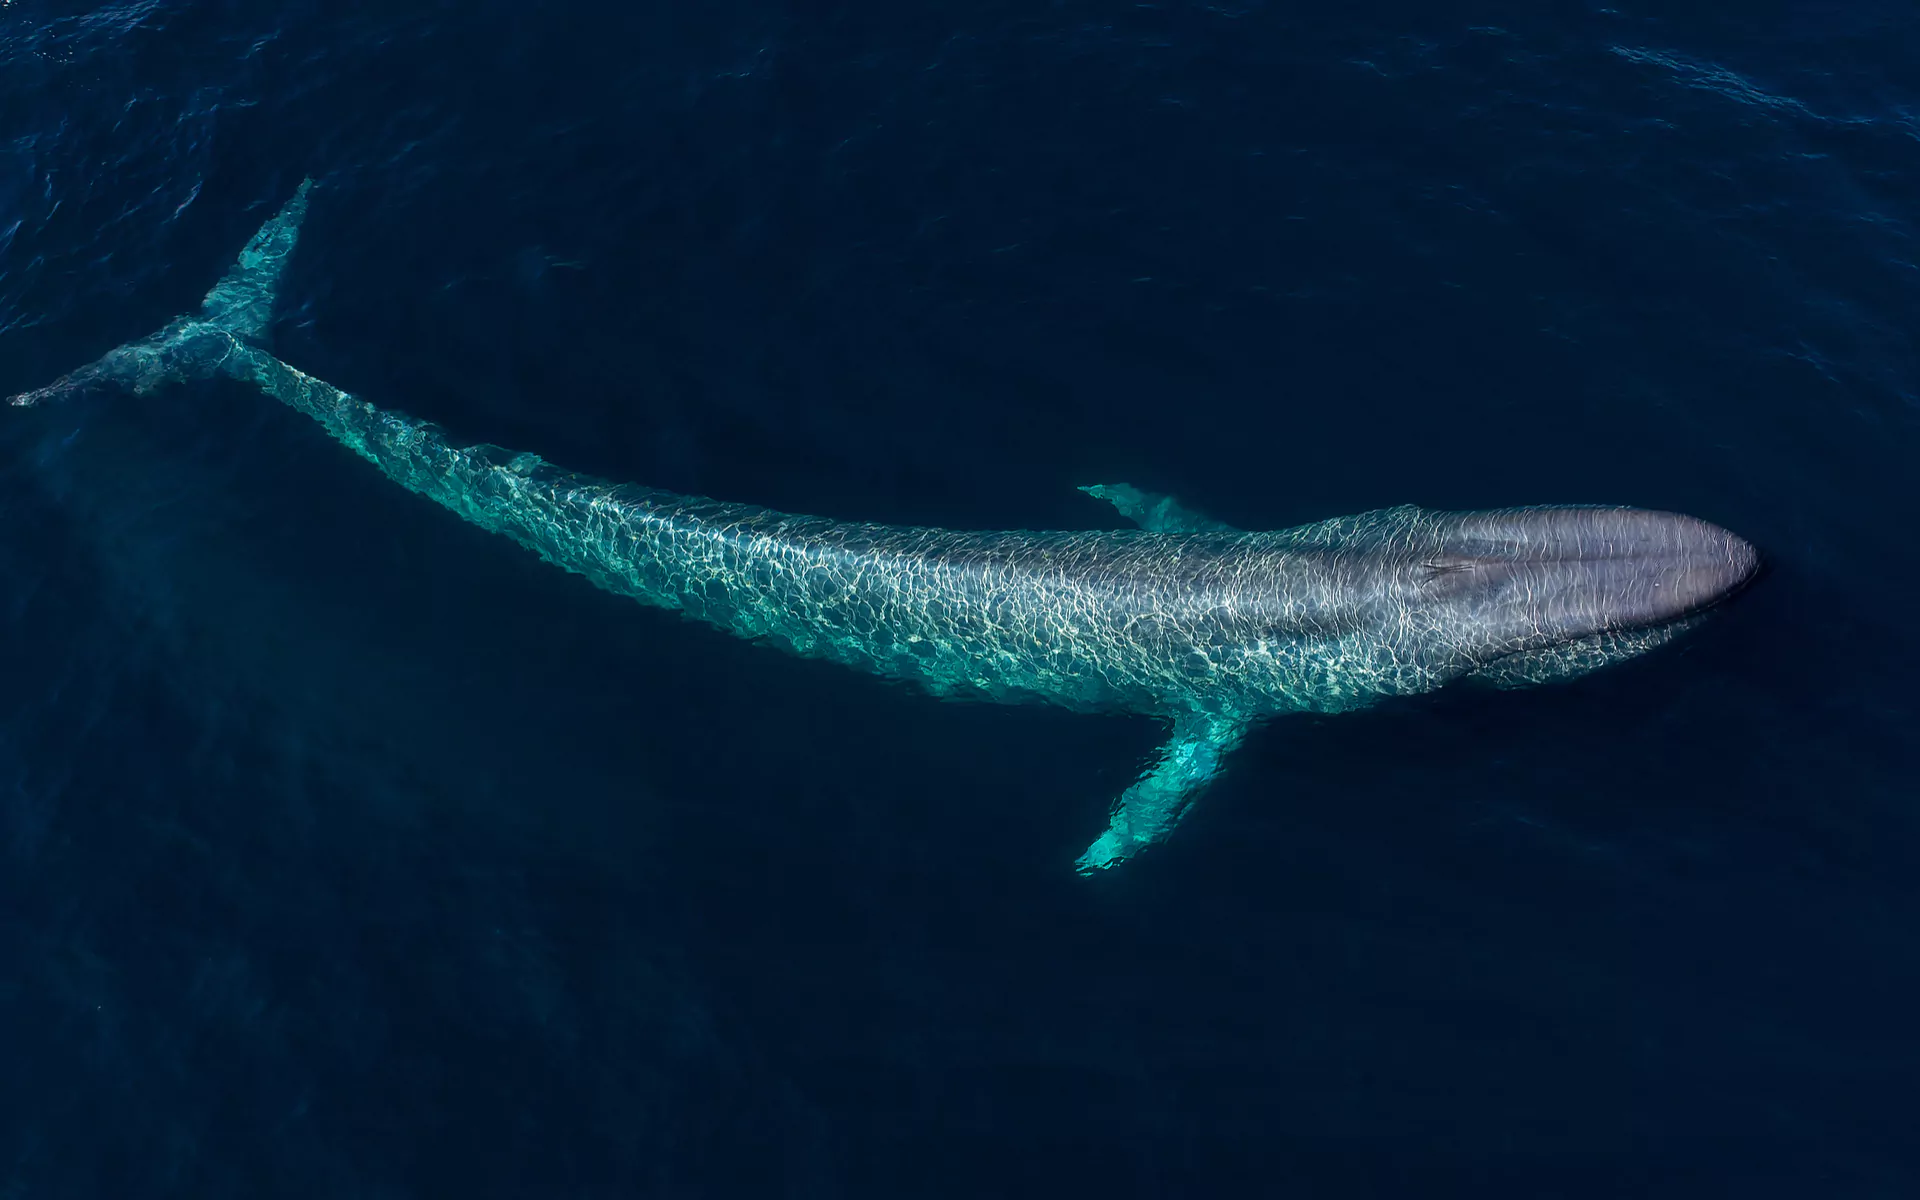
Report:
8,182,1761,871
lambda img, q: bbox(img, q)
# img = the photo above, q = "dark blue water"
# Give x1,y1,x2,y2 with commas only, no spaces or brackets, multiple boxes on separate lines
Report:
2,1,1917,1195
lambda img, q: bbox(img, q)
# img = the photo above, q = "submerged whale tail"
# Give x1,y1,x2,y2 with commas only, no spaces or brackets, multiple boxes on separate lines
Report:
7,178,314,410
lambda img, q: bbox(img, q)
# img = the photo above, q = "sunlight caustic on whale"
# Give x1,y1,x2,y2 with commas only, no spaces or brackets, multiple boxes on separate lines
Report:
7,181,1762,872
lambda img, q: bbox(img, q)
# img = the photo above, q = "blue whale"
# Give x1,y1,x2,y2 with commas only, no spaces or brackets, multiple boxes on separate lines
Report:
9,182,1760,871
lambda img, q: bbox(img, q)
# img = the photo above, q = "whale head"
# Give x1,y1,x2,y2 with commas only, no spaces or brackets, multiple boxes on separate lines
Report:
1389,505,1761,678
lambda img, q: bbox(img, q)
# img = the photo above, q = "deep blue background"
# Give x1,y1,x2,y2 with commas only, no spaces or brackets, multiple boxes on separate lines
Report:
2,0,1917,1195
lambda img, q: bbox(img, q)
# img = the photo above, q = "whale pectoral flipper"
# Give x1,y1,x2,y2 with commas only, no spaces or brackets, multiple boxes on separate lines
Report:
1074,713,1249,874
1078,483,1238,533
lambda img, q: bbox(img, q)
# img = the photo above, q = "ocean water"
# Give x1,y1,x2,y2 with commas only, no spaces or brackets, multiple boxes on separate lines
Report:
1,0,1916,1195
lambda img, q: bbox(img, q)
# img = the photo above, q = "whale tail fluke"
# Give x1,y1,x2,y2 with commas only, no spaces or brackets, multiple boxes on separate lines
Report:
8,178,315,410
195,176,313,346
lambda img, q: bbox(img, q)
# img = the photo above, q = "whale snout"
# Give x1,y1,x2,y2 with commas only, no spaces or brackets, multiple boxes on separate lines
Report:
1597,509,1759,624
1678,518,1761,613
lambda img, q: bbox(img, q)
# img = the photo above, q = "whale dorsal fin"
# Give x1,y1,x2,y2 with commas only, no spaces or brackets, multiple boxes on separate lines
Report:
1079,483,1240,533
